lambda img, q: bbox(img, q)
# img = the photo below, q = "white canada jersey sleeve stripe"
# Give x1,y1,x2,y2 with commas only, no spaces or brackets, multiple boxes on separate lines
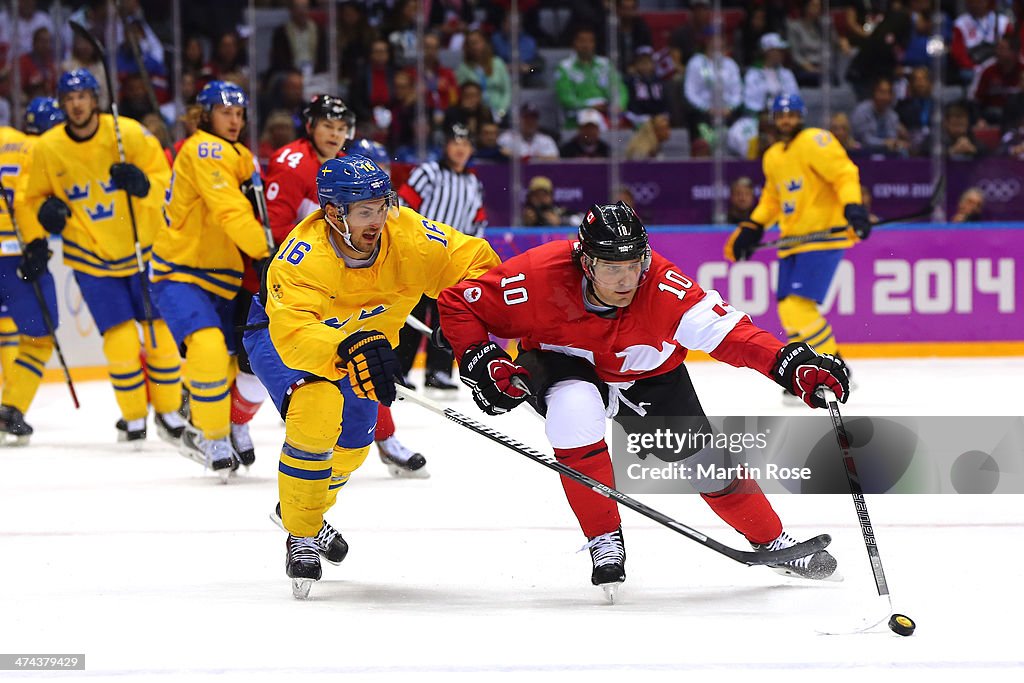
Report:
672,289,746,353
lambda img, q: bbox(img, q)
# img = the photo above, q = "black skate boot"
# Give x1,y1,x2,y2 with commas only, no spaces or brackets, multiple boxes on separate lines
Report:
376,435,429,478
155,411,186,445
116,417,147,448
0,405,33,446
752,531,840,581
286,534,322,600
272,503,348,564
425,371,459,392
585,527,626,603
230,422,256,467
179,423,236,482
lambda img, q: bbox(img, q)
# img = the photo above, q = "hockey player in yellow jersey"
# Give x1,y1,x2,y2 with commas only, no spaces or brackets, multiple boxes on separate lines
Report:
724,93,870,392
150,80,271,479
0,99,65,445
18,70,184,445
242,155,499,598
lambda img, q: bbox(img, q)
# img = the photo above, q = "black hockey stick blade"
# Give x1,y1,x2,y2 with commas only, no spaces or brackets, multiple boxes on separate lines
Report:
396,385,831,566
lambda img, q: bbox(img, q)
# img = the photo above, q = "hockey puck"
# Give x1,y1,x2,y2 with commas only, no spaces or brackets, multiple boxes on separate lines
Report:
888,613,916,636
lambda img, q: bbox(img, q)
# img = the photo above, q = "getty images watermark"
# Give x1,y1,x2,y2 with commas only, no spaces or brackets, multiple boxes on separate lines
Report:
610,416,1024,494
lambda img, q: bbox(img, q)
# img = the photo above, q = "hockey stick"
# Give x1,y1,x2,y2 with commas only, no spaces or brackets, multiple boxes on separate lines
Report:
754,173,947,252
0,177,80,408
69,20,157,346
395,384,831,566
249,167,276,254
816,389,907,635
112,0,161,124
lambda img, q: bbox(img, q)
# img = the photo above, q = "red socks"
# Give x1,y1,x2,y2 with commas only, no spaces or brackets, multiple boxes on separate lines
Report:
230,383,262,425
374,404,395,441
701,477,782,545
554,440,621,538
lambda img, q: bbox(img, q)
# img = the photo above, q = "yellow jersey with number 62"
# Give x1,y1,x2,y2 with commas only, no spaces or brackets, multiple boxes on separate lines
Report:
0,127,32,257
264,205,500,382
750,127,863,257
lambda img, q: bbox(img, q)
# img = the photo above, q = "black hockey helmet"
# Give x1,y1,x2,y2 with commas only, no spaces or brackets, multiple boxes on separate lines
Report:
577,201,652,287
302,93,356,140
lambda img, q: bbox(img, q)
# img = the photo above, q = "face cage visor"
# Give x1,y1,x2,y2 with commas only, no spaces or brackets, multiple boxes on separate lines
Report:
328,191,401,253
582,249,652,292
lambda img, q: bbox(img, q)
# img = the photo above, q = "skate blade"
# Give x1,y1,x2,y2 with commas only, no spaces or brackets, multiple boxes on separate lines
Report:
291,578,315,600
214,467,233,484
770,566,845,582
155,427,182,447
385,463,431,479
0,434,30,447
600,581,623,604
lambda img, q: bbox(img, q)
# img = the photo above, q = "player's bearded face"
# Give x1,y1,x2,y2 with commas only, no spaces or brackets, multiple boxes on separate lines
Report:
337,196,397,253
311,119,348,159
210,104,245,142
774,111,801,139
588,257,646,307
61,91,97,128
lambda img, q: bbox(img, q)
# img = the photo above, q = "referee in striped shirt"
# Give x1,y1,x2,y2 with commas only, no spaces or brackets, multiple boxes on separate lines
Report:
396,122,488,391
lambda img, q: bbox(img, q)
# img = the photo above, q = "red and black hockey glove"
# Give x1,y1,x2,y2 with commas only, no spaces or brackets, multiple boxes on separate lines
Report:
771,342,850,409
337,330,400,407
724,220,764,262
459,341,531,416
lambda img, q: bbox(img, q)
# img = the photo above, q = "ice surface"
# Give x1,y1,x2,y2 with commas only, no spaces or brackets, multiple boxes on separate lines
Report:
2,358,1023,681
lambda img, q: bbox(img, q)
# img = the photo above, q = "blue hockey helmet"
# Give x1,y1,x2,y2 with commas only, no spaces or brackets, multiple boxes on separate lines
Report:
771,93,806,118
196,80,249,111
349,139,391,168
25,97,66,134
57,68,100,98
317,155,399,253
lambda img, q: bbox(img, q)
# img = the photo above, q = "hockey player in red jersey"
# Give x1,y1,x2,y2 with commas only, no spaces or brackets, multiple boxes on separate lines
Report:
438,202,849,597
260,94,428,477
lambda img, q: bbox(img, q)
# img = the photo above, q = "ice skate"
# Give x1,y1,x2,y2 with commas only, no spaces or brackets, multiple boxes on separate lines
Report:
116,417,147,450
376,435,429,478
230,422,256,468
155,412,186,446
753,531,841,581
585,528,626,603
179,423,236,482
286,534,322,599
424,370,459,399
0,405,33,447
271,503,348,564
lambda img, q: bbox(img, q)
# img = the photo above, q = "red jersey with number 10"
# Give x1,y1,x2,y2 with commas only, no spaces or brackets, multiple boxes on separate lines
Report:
438,240,784,383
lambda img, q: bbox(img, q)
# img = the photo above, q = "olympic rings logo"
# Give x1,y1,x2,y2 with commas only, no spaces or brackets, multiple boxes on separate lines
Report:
975,178,1021,202
627,182,661,204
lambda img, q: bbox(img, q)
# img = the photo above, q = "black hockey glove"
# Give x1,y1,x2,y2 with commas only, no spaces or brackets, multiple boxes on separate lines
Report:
37,196,71,235
724,220,764,262
459,341,531,416
337,330,400,406
431,324,451,351
771,342,850,409
17,238,52,283
240,179,260,216
109,162,150,198
845,203,871,240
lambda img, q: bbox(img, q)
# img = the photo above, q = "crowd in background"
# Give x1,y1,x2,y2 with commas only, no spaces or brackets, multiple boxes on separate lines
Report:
2,1,1023,184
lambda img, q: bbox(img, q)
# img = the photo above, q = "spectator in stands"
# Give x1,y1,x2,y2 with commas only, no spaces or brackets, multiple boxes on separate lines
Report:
406,32,458,130
387,70,421,153
337,0,377,87
498,102,560,160
951,187,985,222
903,0,949,70
0,0,54,57
62,0,110,56
474,121,507,163
18,26,56,99
615,0,653,75
788,0,846,87
456,30,512,122
999,116,1024,159
943,101,982,160
119,73,157,122
385,0,419,68
845,9,913,99
522,176,566,227
116,19,170,105
841,0,885,52
350,38,395,125
270,0,327,77
182,36,206,80
970,36,1024,125
669,0,712,67
684,30,742,144
205,31,247,82
829,112,861,154
850,77,909,156
734,5,769,70
625,47,669,129
743,34,799,116
726,177,755,224
559,108,611,158
443,81,494,142
896,66,935,156
555,26,628,129
952,0,1013,85
259,68,305,131
259,110,300,165
429,0,476,50
626,112,672,160
492,12,545,89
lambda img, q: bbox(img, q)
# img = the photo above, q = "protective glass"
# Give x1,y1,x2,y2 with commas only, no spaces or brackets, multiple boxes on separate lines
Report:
343,191,400,224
